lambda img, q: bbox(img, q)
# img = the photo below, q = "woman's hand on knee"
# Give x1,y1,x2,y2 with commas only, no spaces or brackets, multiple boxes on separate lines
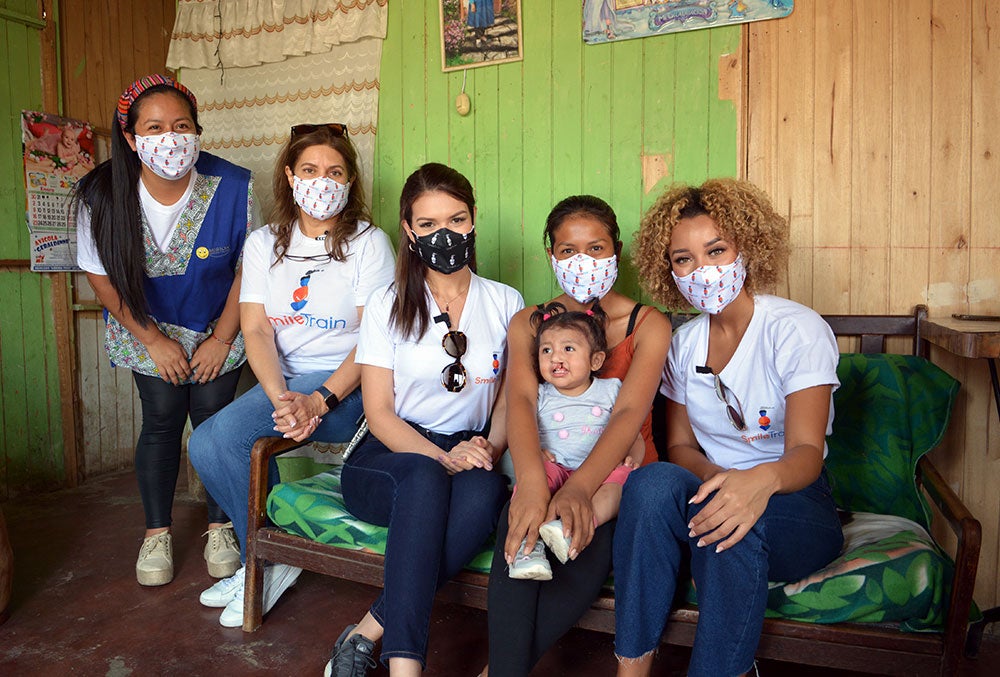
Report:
688,467,777,553
548,483,595,559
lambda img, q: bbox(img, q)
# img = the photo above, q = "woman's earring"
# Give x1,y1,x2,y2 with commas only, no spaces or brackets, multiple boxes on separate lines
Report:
408,242,416,252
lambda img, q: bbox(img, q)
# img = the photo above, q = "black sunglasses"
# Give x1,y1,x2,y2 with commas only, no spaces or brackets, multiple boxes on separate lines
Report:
440,325,468,393
710,372,747,431
290,123,348,139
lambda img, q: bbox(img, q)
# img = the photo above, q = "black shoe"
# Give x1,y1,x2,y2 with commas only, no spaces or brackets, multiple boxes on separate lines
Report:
323,624,377,677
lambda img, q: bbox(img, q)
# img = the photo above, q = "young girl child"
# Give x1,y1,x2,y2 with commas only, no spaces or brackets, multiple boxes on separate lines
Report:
509,302,642,580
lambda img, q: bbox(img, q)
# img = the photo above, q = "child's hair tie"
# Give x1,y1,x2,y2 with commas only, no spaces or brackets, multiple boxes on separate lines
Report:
585,309,594,316
542,313,552,321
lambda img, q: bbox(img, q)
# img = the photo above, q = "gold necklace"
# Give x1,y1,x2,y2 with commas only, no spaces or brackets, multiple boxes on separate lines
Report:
429,284,469,313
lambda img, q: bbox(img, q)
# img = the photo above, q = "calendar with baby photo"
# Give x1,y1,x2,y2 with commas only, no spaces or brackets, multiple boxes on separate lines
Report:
21,110,98,271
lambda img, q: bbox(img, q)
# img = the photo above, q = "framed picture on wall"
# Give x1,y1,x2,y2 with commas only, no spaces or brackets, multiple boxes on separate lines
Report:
440,0,523,72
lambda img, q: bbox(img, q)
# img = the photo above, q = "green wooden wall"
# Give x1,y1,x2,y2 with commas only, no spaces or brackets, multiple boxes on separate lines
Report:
0,0,65,499
371,0,740,307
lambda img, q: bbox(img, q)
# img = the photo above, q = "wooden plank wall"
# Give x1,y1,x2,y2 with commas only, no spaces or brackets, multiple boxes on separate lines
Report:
0,0,65,499
59,0,177,480
746,0,1000,611
371,0,741,307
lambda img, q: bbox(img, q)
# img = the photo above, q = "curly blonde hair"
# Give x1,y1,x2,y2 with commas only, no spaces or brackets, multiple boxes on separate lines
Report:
632,178,789,309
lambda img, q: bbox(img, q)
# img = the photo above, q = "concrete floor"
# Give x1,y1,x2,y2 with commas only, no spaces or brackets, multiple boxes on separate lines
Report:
0,469,996,676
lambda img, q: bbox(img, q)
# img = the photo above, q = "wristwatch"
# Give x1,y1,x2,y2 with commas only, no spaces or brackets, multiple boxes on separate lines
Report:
315,385,340,411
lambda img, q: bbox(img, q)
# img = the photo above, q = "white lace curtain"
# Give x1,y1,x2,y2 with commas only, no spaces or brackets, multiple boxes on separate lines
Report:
166,0,388,227
167,0,388,70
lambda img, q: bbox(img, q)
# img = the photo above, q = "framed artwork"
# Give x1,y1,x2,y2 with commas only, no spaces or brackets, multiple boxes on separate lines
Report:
440,0,523,72
583,0,794,45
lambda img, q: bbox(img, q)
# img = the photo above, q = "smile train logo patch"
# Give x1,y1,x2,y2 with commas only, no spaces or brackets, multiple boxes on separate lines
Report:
291,268,322,312
757,408,772,431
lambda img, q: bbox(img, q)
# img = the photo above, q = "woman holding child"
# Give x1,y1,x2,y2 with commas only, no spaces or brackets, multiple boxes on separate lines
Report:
614,179,844,676
487,196,672,676
191,123,395,628
324,163,523,677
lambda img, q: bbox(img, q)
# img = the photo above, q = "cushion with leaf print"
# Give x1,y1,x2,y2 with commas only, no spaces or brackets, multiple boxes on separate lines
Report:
764,512,951,630
824,353,958,529
267,465,495,573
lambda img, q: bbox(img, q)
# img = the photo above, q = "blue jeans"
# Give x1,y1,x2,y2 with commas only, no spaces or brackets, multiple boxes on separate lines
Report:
613,463,843,676
188,371,364,561
341,428,509,667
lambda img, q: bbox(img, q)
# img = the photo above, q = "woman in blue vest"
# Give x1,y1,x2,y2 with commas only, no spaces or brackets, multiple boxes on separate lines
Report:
74,74,255,588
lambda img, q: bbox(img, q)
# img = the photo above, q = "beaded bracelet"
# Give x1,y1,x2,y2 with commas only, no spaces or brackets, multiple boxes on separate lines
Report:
211,333,234,346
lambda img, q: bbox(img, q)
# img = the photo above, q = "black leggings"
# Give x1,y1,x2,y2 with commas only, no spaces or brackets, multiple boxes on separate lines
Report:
487,501,616,676
132,367,242,529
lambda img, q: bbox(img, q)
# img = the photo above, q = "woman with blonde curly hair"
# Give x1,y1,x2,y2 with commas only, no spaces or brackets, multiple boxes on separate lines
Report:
613,178,844,676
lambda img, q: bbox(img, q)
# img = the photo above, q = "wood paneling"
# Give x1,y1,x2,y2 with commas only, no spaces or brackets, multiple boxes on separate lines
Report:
0,0,64,499
371,0,741,307
747,0,1000,611
58,0,176,480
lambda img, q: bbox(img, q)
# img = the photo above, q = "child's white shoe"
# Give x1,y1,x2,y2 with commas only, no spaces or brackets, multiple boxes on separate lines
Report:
508,539,552,580
539,519,573,564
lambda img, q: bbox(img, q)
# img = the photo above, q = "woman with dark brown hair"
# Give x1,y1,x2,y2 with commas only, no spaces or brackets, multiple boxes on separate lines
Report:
324,162,523,677
190,123,395,628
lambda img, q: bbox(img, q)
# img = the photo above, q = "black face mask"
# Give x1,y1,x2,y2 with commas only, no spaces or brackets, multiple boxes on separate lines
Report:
412,228,475,275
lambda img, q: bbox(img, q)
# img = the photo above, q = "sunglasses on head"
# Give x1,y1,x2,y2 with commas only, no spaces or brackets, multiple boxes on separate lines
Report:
290,123,348,139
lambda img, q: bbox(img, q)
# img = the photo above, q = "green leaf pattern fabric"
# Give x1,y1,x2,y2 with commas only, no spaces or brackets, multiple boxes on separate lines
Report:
825,353,958,528
765,512,951,631
267,466,495,573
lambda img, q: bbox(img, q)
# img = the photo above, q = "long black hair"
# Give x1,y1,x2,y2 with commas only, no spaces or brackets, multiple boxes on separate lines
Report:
73,85,201,327
390,162,478,340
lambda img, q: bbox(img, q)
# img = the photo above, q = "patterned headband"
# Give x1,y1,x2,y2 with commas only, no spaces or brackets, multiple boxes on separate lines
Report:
115,74,198,132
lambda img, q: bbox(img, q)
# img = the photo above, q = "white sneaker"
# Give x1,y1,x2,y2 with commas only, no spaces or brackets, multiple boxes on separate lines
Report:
539,519,573,564
508,539,552,580
218,563,303,628
136,532,173,586
200,566,245,608
204,522,241,578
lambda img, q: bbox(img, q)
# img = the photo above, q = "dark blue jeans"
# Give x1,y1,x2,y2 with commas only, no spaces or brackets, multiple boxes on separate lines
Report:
189,371,364,561
613,462,844,676
341,427,509,667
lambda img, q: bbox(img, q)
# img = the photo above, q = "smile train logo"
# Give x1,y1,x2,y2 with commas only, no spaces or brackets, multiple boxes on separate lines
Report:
291,269,322,312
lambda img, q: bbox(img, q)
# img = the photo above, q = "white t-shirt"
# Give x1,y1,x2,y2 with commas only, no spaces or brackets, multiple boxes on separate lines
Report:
357,273,524,434
240,221,395,378
661,294,839,471
76,170,198,274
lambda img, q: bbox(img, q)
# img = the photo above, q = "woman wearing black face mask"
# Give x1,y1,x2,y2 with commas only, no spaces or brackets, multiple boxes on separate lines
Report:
324,163,524,677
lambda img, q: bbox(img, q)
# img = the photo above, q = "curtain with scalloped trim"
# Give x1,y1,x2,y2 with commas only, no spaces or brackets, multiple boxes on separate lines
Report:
167,1,387,220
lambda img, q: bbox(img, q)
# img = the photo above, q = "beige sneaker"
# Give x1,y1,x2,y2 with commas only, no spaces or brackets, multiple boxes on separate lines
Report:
204,522,241,578
136,532,173,586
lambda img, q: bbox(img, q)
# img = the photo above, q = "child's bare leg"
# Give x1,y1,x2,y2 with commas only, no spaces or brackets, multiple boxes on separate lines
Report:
592,482,623,527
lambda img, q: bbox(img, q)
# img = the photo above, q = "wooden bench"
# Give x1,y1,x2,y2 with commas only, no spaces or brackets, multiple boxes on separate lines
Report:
242,305,981,676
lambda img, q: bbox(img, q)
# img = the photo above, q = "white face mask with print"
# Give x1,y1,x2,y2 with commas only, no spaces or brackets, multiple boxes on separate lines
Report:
134,132,199,180
550,253,618,304
292,176,351,221
672,253,747,314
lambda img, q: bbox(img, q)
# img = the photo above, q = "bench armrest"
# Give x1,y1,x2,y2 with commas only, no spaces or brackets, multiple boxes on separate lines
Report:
248,437,302,538
916,455,982,667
